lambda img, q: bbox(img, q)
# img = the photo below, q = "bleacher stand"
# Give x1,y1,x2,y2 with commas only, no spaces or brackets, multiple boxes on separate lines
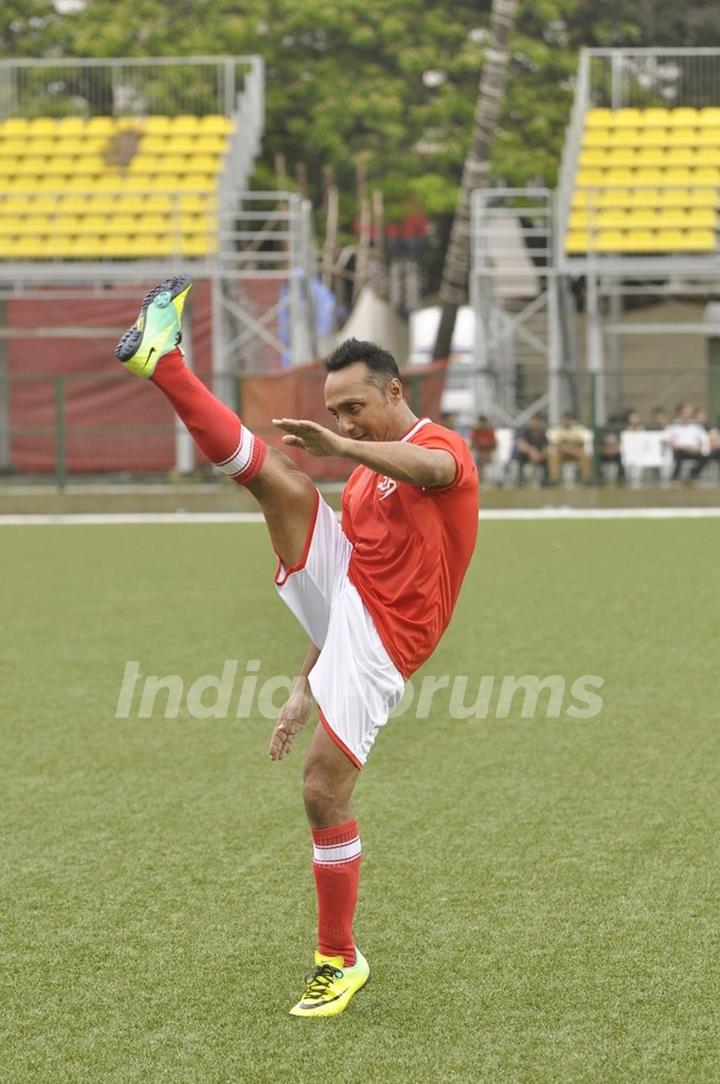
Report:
0,113,233,260
566,106,720,255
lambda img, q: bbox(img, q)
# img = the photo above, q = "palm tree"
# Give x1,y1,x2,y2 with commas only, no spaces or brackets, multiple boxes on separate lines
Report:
432,0,519,360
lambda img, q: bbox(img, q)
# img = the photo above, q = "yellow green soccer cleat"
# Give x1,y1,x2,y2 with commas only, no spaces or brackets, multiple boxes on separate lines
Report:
289,948,370,1018
114,275,192,378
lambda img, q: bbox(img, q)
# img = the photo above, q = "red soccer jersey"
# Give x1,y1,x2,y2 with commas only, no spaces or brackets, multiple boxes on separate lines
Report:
341,417,479,679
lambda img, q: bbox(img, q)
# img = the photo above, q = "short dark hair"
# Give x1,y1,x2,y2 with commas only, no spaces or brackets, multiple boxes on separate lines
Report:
324,338,401,386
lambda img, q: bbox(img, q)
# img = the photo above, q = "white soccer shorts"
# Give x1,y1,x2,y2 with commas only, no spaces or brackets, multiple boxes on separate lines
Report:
275,492,405,768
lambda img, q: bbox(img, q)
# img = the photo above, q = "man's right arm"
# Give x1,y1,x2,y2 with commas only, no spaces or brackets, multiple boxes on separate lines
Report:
268,641,320,761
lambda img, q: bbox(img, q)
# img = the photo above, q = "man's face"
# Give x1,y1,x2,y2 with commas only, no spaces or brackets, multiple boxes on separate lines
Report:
325,361,402,442
562,414,574,427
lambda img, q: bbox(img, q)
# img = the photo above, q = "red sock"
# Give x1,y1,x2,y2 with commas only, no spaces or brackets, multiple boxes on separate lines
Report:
150,347,266,484
312,819,361,968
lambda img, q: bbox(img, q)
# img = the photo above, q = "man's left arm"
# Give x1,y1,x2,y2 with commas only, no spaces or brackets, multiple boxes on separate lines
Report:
272,418,456,487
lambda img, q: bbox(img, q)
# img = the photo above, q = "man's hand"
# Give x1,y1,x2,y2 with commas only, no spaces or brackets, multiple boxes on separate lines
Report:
268,683,314,760
272,418,347,458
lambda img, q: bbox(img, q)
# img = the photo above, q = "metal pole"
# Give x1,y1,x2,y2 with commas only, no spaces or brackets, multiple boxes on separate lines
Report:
0,299,10,469
585,271,606,425
55,376,66,492
547,272,562,425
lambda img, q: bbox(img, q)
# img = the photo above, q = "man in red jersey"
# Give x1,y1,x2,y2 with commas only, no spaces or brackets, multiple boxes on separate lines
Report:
114,277,478,1018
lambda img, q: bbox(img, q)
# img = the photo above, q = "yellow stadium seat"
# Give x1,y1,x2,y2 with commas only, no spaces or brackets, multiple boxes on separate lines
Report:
185,156,222,175
582,128,611,148
74,215,110,235
1,118,32,136
43,158,76,176
594,229,627,251
695,128,720,147
606,149,638,168
1,196,33,214
0,160,15,176
654,228,688,251
132,215,168,234
144,116,172,134
633,169,667,186
56,117,86,134
140,137,172,154
634,149,670,169
102,215,140,235
596,210,631,229
669,108,701,126
87,116,114,135
599,188,633,208
614,109,643,128
628,188,661,207
180,193,211,213
170,115,201,133
14,157,46,176
682,228,716,251
626,209,661,228
18,237,54,258
196,135,228,154
28,118,59,136
154,155,191,174
687,167,720,184
699,107,720,127
685,187,718,208
0,217,15,236
199,115,233,134
695,148,720,167
24,138,57,157
0,139,25,158
642,108,672,126
666,127,701,146
636,126,670,147
623,229,656,251
585,109,613,128
576,169,605,188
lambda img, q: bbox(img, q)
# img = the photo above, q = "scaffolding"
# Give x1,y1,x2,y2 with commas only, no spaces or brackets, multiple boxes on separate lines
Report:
472,49,720,427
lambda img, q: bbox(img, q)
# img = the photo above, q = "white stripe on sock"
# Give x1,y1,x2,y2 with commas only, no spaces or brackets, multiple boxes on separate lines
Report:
217,427,254,477
312,837,362,865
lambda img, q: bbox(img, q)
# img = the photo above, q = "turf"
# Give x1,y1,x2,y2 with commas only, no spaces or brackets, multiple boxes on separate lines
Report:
1,521,718,1083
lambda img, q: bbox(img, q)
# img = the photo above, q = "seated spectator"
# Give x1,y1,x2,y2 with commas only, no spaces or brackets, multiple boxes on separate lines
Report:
598,411,629,485
515,414,549,485
665,401,708,483
547,412,592,484
708,416,720,470
647,406,669,431
470,415,497,480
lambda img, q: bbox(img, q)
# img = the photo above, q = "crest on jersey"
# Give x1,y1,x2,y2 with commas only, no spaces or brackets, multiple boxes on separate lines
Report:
377,476,398,501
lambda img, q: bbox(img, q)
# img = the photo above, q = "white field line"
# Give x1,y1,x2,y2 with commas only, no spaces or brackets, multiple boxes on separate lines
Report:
0,507,719,526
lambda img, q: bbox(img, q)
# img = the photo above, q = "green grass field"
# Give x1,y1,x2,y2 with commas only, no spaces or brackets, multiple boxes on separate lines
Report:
2,520,718,1083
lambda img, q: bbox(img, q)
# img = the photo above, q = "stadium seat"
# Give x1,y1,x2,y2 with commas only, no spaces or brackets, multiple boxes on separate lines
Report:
0,111,230,260
567,105,720,256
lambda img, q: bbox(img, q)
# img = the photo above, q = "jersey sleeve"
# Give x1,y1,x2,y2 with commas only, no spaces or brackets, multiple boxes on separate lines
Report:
411,424,474,490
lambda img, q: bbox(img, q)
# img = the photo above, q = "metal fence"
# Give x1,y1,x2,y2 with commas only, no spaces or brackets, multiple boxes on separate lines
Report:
0,55,264,120
1,366,718,490
0,364,447,488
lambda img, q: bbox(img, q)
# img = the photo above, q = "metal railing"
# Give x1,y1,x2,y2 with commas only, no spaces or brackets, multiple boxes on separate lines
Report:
0,55,264,120
586,48,720,110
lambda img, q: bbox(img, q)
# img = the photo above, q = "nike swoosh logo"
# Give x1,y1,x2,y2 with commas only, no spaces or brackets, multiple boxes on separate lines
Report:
143,346,156,372
298,992,344,1009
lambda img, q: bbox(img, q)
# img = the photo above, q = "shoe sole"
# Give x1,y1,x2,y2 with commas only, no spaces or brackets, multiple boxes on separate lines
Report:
114,275,191,363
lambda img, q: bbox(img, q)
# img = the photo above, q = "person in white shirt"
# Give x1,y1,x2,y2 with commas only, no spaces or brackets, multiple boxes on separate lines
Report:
665,402,709,482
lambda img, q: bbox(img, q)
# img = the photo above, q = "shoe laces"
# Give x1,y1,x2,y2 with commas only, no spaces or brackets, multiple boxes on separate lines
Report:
302,962,344,1000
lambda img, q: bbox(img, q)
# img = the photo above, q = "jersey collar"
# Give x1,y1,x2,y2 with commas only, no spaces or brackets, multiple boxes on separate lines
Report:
400,417,431,443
